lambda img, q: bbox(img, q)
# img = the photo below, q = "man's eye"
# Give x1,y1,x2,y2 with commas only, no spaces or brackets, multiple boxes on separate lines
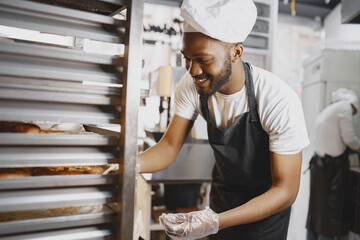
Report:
199,59,211,64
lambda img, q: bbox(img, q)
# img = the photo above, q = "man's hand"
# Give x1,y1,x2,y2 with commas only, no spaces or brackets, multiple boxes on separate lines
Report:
159,207,219,239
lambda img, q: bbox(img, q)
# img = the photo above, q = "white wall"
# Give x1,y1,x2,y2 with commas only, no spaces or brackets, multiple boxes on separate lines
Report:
324,4,360,42
272,14,322,97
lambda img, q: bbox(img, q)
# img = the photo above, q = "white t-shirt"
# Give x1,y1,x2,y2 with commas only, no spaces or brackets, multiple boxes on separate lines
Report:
174,64,310,155
314,101,360,157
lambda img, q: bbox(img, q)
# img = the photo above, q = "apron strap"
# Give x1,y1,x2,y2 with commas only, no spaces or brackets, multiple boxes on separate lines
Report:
243,62,259,122
199,95,208,120
200,95,217,126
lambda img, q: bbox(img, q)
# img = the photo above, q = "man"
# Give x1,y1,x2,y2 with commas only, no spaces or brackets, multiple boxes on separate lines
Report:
137,0,309,239
306,88,360,240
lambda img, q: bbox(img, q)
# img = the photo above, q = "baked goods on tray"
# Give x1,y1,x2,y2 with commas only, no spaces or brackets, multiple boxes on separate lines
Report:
32,166,106,176
0,121,80,134
0,164,121,178
0,168,32,178
0,121,41,133
0,121,121,177
0,204,104,222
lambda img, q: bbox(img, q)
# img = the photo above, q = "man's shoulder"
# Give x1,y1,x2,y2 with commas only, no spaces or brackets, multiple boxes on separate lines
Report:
250,64,296,101
325,101,352,111
318,101,353,124
251,65,288,87
332,101,353,115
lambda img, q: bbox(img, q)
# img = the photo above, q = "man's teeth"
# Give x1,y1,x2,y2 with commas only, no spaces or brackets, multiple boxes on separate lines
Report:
197,79,207,83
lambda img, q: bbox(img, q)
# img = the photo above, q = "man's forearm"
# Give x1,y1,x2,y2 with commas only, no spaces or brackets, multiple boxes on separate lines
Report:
137,139,180,173
218,184,297,230
137,115,194,173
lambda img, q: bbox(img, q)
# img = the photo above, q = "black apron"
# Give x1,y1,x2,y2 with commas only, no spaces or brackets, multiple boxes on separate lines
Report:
200,62,291,240
306,150,350,237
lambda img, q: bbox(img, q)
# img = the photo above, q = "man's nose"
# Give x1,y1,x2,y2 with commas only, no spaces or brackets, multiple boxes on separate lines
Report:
188,61,202,77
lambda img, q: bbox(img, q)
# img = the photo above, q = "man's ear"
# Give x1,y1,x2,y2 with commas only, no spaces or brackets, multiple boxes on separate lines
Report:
231,43,243,63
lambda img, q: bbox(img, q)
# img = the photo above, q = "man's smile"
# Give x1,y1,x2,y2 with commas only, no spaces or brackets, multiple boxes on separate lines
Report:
194,78,209,86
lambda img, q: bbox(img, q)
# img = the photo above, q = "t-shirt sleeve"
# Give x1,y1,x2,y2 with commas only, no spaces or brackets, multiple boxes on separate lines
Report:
174,73,199,121
259,80,310,155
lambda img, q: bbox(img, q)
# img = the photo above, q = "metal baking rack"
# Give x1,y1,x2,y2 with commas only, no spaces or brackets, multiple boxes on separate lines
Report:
0,0,144,239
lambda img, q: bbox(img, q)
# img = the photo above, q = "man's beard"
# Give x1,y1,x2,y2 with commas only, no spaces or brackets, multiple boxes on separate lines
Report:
198,56,232,97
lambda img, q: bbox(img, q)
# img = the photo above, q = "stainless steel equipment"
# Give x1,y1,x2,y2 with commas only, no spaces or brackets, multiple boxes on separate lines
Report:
342,0,360,24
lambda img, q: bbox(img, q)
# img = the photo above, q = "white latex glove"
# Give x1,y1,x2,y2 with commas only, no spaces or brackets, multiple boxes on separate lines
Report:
159,207,219,240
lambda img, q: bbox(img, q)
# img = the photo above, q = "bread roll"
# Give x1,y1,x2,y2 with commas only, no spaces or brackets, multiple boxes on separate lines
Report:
0,204,103,222
40,129,76,134
32,166,106,176
0,121,40,133
0,169,31,178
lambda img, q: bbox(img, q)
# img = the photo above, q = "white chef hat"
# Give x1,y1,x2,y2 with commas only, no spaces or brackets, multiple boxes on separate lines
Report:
180,0,257,43
331,88,359,110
